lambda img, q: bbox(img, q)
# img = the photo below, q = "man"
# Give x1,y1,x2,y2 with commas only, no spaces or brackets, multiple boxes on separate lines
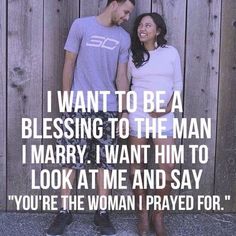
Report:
46,0,135,235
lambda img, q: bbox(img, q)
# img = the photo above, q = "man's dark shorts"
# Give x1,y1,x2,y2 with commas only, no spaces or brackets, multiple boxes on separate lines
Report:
57,109,118,170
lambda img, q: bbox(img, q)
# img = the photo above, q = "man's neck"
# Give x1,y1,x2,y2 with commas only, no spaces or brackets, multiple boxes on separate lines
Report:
96,11,113,27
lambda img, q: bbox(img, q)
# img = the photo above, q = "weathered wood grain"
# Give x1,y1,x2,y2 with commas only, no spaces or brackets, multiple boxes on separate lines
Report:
7,0,43,211
0,0,7,211
215,0,236,212
182,0,221,206
152,0,186,61
43,0,80,212
80,0,107,17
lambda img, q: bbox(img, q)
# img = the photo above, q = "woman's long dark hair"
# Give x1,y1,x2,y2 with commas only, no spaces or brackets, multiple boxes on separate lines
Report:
131,13,167,68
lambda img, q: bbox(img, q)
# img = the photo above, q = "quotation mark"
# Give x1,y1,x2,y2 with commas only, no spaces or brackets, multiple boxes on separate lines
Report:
225,195,231,201
8,195,14,201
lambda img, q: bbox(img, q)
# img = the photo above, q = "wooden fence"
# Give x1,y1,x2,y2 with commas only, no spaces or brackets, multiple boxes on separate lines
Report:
0,0,235,212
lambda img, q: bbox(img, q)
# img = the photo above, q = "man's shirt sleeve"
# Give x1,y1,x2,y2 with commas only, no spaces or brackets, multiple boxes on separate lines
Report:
64,19,83,54
118,32,131,64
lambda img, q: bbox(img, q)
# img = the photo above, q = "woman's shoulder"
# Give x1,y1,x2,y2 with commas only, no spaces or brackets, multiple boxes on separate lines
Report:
160,45,180,59
161,45,178,53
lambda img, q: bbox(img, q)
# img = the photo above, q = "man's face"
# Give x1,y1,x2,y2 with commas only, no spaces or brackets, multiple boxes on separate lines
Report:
111,0,134,25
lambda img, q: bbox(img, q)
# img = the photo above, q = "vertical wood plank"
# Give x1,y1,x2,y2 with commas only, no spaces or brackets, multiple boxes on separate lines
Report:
0,0,7,211
80,0,107,16
7,0,43,211
43,0,80,211
152,0,186,59
215,0,236,212
183,0,221,201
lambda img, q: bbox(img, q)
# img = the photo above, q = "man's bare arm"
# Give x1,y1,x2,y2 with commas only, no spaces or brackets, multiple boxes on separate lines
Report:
62,51,77,92
115,62,129,112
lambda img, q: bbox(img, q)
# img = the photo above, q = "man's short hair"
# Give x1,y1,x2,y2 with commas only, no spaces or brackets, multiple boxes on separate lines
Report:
106,0,135,7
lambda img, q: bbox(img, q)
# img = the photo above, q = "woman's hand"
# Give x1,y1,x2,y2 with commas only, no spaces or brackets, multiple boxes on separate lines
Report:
148,106,171,118
149,92,174,118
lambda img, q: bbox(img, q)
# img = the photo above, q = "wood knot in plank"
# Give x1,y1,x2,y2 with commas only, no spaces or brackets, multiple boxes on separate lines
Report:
13,67,24,76
229,158,235,165
23,95,27,101
10,82,17,88
10,68,29,89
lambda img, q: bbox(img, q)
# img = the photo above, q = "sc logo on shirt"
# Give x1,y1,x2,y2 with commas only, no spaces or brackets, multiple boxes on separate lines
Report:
86,35,119,50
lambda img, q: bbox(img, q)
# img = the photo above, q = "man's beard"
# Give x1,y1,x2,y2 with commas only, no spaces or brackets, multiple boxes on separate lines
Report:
111,16,121,26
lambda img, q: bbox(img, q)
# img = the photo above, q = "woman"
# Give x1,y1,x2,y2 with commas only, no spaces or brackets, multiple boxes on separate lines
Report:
128,13,183,236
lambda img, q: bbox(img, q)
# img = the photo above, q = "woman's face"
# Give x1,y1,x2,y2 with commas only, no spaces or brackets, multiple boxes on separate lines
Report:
137,16,159,44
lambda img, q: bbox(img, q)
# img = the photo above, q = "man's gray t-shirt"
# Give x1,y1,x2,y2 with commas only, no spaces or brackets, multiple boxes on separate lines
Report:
64,16,131,111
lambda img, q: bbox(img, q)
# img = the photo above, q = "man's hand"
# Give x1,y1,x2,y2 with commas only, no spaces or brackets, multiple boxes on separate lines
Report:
116,111,129,137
